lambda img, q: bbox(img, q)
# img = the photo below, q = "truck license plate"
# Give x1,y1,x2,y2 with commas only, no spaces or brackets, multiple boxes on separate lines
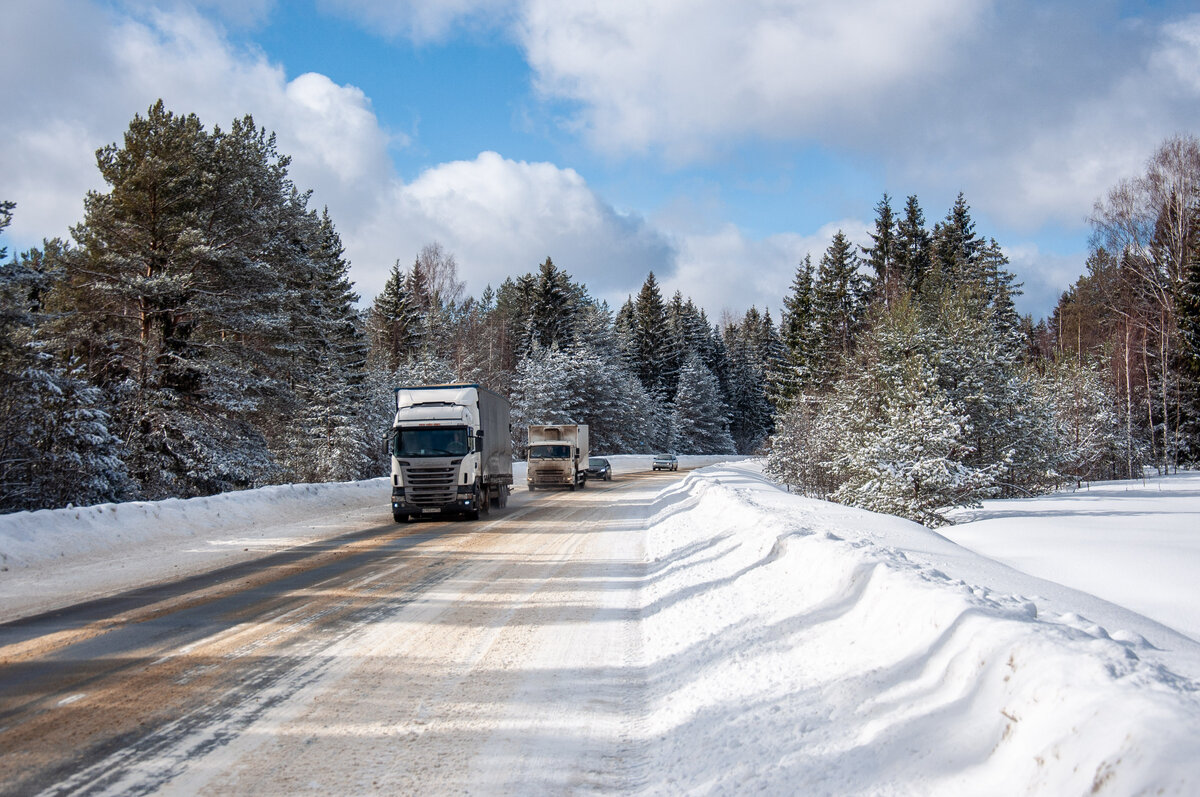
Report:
421,507,441,514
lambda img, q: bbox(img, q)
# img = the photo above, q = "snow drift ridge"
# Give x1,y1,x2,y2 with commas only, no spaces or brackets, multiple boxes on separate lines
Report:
638,463,1200,795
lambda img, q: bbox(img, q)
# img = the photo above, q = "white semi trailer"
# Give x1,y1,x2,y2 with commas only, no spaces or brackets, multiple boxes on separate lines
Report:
389,384,513,522
526,424,589,491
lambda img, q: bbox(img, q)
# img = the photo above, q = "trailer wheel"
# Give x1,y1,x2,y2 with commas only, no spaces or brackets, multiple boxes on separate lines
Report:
497,485,509,508
479,485,490,515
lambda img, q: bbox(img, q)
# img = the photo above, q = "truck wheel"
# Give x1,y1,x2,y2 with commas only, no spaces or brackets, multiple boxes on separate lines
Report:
479,486,490,514
497,485,509,508
393,512,409,523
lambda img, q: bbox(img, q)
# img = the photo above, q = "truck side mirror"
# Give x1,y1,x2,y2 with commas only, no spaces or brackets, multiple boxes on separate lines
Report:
476,430,484,438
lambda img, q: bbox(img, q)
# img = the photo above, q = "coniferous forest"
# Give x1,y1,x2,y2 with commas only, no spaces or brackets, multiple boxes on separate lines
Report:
3,103,1200,526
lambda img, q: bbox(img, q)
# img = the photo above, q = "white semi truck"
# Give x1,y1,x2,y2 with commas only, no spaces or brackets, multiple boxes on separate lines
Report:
389,384,513,522
526,424,589,491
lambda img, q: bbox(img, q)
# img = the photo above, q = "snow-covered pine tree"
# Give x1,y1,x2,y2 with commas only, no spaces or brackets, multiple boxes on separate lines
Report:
1035,356,1139,485
510,341,662,455
669,354,735,454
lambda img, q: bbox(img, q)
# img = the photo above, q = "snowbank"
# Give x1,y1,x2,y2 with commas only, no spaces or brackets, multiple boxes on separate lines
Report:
0,479,388,620
641,462,1200,794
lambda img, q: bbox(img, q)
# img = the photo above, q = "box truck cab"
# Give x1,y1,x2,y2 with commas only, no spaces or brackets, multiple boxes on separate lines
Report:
526,424,589,491
389,384,513,522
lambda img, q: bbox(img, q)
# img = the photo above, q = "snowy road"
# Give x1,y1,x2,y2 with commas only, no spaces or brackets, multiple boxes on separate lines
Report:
0,471,666,795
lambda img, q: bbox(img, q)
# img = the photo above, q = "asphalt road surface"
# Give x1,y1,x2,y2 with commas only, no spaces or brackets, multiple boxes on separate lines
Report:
0,470,685,796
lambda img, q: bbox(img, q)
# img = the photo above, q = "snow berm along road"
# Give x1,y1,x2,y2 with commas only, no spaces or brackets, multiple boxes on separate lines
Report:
0,458,1198,794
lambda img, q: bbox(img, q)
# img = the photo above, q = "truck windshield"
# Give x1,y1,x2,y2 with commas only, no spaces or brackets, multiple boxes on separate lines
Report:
529,444,571,459
395,427,469,457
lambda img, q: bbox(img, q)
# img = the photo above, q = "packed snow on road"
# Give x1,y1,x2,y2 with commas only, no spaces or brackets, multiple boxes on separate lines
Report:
2,458,1200,794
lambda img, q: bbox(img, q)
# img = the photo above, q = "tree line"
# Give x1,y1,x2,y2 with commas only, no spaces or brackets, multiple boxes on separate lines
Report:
3,102,1197,527
765,137,1200,525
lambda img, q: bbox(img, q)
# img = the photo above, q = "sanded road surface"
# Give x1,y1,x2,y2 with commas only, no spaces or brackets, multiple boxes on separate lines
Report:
0,470,681,795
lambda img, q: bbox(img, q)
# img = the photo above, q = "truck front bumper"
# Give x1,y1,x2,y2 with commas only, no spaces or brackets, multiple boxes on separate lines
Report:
392,486,478,516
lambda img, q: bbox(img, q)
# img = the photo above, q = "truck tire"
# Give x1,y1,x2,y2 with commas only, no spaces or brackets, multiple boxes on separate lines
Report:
393,512,409,523
479,484,490,515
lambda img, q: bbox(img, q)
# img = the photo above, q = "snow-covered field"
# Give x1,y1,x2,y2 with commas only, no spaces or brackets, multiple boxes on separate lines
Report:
944,471,1200,643
2,458,1200,793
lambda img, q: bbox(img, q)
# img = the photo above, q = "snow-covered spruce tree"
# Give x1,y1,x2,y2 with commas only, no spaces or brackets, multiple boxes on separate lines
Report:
861,193,899,308
367,261,421,371
276,209,372,483
896,194,933,294
0,209,130,511
928,192,983,292
669,354,735,454
510,342,662,455
928,287,1050,495
812,230,868,389
530,257,580,350
826,353,992,528
776,254,819,406
621,272,673,403
824,295,1000,524
722,309,777,454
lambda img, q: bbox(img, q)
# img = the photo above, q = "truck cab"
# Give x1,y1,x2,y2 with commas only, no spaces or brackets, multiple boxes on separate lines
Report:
526,424,589,491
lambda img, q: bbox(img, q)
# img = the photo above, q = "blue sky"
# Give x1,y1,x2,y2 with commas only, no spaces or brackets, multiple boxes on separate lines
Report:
5,1,1200,320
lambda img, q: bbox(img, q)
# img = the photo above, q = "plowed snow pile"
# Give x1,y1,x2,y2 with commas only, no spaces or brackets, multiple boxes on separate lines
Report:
639,463,1200,795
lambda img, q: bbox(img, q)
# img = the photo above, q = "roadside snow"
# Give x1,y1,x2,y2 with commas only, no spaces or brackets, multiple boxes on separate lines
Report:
943,471,1200,643
0,479,390,620
640,462,1200,794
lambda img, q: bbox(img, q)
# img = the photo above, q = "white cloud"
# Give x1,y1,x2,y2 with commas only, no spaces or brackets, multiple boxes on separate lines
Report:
348,152,674,306
510,2,1200,235
1004,244,1087,319
662,220,872,323
1,4,391,249
0,4,673,311
518,0,987,160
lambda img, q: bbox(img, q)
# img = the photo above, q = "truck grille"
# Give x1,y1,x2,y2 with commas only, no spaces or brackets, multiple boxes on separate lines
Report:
402,464,458,506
